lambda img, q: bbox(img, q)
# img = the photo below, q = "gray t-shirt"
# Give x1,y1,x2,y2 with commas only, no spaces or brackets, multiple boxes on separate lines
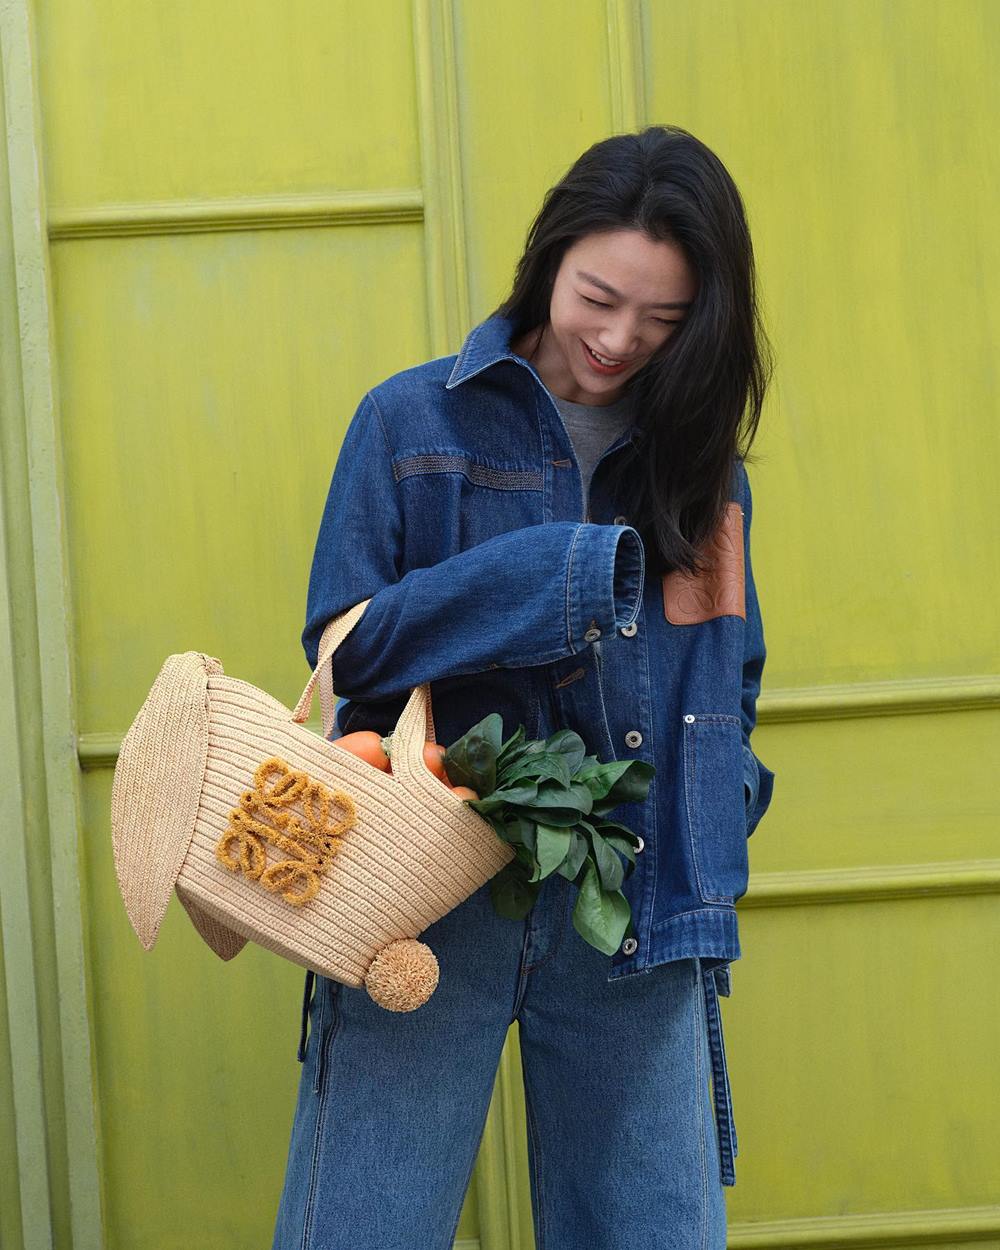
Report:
550,390,635,514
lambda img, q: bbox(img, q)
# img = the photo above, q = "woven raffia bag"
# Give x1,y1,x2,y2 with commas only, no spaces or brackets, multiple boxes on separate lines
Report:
111,598,515,1012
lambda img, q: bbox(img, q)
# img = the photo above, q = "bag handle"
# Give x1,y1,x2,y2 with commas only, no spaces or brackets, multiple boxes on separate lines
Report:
290,600,437,745
291,599,371,737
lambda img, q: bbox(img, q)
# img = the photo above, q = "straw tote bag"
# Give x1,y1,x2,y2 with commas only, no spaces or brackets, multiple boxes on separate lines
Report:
111,598,515,1012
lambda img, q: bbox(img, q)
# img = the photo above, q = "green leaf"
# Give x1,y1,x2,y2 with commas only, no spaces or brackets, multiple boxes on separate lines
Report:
498,723,526,761
599,833,636,879
557,829,591,881
534,823,573,880
505,803,580,828
468,779,540,814
528,778,594,815
588,828,625,893
570,860,632,956
444,713,504,791
589,760,655,816
490,866,540,920
503,752,574,789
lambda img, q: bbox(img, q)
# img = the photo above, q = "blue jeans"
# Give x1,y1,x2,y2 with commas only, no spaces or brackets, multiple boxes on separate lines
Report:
271,870,728,1249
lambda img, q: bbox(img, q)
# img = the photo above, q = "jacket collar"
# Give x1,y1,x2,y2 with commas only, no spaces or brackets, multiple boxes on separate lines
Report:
445,312,521,389
445,312,640,450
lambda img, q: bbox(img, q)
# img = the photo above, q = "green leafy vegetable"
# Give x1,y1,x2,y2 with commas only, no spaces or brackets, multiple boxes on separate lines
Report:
443,717,654,957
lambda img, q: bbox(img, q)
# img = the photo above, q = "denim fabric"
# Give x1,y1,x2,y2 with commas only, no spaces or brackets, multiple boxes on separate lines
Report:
298,311,777,1185
271,872,728,1248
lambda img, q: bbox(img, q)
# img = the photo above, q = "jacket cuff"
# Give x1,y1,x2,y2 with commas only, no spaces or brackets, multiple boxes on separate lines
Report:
566,523,645,651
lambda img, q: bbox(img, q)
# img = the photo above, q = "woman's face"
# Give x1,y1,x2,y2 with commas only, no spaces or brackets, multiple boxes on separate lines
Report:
526,228,698,405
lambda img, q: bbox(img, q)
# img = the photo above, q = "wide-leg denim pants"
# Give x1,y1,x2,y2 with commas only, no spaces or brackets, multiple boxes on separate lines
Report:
271,868,728,1250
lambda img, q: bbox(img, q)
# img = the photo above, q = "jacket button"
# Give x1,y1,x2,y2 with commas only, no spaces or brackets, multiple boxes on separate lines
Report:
614,514,628,525
625,730,643,748
621,621,638,637
635,836,645,854
584,626,601,642
622,937,638,955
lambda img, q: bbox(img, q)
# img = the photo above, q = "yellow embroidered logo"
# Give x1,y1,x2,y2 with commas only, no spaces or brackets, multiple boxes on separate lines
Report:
215,757,357,906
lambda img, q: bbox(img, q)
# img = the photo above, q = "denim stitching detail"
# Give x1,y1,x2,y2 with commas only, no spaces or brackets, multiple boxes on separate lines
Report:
703,974,737,1185
565,524,584,650
302,981,343,1247
443,1120,490,1250
522,1068,548,1250
391,454,543,491
683,717,738,905
309,979,328,1095
522,881,571,973
363,390,395,459
695,961,710,1250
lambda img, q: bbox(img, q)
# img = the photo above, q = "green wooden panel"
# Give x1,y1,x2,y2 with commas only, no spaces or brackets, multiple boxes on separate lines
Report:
745,709,1000,877
34,0,419,206
643,0,1000,689
729,895,1000,1217
51,224,427,730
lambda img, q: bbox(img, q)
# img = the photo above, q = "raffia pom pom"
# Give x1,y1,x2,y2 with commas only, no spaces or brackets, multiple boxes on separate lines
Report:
364,939,439,1012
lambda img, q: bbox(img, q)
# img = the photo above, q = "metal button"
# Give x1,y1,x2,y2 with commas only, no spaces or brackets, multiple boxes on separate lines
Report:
584,626,602,642
683,714,695,723
622,937,638,955
614,514,628,525
635,836,645,854
621,622,637,637
625,730,643,748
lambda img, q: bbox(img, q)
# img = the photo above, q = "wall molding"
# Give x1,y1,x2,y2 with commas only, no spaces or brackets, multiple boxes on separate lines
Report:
728,1202,1000,1249
47,187,424,240
78,670,1000,773
605,0,647,132
741,858,1000,908
0,1,104,1246
412,0,470,354
761,672,1000,722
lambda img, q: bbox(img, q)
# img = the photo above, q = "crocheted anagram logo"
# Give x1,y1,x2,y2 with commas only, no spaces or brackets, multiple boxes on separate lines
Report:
215,757,357,906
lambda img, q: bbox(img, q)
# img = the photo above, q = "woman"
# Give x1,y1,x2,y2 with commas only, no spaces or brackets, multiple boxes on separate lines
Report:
272,124,776,1250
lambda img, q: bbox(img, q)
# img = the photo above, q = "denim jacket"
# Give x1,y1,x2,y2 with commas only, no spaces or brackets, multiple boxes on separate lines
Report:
302,312,776,1184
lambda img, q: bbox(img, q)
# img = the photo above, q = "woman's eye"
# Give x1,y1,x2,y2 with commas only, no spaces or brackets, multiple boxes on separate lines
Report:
582,294,679,328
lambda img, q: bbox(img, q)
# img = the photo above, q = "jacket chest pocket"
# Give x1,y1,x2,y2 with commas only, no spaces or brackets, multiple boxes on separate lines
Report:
682,713,749,905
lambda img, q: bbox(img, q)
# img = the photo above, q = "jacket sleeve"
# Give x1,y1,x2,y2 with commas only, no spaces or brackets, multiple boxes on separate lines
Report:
302,391,646,703
737,459,776,837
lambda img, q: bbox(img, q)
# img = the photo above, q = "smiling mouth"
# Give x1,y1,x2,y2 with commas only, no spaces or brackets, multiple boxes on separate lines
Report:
587,345,628,365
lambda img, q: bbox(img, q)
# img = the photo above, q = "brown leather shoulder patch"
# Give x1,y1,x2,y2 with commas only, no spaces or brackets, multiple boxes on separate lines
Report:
661,501,746,624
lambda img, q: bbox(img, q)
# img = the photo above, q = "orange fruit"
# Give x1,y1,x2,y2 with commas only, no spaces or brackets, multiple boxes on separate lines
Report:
422,743,448,779
332,731,390,771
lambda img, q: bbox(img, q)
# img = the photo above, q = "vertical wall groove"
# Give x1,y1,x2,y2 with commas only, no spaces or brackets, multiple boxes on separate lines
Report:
412,2,523,1245
413,0,471,357
606,0,647,132
0,0,104,1245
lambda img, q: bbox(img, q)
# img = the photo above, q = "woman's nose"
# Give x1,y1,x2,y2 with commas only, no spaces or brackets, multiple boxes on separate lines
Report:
599,321,640,358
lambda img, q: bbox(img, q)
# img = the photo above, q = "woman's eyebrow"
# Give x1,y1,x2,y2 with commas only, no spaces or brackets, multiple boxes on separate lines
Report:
575,269,692,310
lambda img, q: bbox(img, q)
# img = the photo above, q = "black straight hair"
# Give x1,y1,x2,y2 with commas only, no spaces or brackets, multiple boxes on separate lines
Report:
492,124,774,578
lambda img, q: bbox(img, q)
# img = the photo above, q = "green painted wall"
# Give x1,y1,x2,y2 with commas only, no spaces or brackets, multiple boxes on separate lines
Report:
2,1,997,1247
